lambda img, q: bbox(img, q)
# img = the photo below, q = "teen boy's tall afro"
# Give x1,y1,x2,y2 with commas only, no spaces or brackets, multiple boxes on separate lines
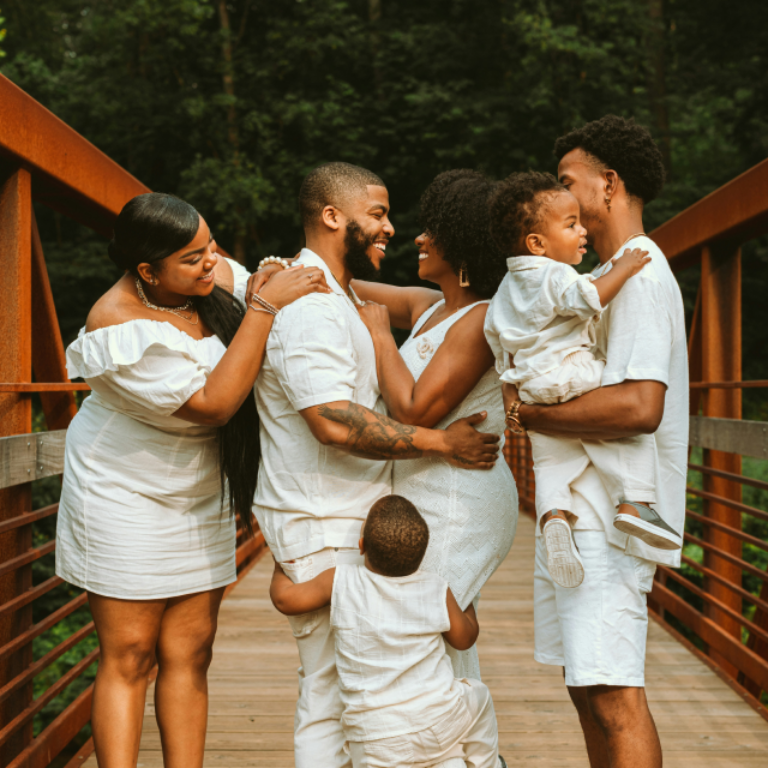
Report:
554,115,665,204
419,169,507,298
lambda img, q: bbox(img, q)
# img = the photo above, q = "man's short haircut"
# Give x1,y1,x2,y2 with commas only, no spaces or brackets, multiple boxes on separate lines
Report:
363,495,429,577
490,171,565,254
554,115,665,205
299,162,385,228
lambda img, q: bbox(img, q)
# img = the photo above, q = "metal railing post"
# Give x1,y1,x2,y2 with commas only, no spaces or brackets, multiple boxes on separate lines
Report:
0,166,34,766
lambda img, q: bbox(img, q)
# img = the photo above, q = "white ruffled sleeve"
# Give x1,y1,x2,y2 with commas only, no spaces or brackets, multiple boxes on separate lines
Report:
66,321,214,417
225,258,251,306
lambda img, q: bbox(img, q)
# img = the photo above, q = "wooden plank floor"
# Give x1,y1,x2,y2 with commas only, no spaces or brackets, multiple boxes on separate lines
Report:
90,514,768,766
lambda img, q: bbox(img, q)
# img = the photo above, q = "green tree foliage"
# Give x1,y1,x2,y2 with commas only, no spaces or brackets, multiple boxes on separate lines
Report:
0,9,6,57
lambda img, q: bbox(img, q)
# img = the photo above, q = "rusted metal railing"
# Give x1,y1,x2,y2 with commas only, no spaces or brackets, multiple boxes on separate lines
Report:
507,157,768,718
0,75,265,768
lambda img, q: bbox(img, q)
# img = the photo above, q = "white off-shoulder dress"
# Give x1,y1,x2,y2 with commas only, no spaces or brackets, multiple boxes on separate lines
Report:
392,300,519,679
56,261,250,600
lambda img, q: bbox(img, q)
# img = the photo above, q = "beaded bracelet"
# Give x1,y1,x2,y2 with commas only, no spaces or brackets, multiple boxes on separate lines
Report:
250,292,279,316
257,255,290,271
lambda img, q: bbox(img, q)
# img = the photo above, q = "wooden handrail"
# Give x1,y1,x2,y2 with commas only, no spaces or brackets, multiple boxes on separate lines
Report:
0,384,91,392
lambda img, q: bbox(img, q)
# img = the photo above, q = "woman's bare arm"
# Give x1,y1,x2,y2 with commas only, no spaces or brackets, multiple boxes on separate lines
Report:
359,302,495,428
351,280,442,329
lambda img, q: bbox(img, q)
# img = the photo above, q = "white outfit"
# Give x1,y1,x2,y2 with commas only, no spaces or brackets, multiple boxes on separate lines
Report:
532,235,688,685
56,259,250,599
253,248,392,768
534,530,657,686
253,248,392,563
484,255,657,525
393,300,518,680
331,565,499,768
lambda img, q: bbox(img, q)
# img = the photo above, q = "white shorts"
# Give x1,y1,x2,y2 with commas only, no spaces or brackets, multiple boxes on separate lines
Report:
519,349,604,405
533,531,656,687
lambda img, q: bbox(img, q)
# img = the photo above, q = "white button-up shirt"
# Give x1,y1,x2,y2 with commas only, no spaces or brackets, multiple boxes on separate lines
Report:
484,256,603,386
252,249,392,562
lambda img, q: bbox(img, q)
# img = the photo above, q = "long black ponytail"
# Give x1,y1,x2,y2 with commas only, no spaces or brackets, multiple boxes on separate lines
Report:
108,192,258,536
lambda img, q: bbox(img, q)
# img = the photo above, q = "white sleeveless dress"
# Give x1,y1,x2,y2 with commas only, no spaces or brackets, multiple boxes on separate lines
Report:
392,300,519,679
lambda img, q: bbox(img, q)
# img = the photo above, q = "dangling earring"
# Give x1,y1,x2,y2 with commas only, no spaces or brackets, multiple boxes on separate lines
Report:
459,263,470,288
604,196,612,212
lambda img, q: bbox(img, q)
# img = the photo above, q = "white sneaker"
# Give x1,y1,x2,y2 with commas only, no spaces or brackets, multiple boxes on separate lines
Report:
543,516,584,588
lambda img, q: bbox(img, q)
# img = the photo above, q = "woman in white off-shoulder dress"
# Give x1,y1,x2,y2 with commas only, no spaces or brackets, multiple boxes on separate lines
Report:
56,192,329,768
355,170,519,679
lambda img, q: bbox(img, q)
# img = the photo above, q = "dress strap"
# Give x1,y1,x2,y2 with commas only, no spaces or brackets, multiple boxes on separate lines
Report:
412,299,445,335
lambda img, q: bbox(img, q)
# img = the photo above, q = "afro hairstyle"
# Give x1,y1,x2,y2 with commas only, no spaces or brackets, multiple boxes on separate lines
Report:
554,115,665,204
419,169,507,298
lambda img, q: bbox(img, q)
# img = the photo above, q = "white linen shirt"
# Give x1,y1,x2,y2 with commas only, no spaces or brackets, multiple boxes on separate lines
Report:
569,236,689,567
252,249,392,562
484,256,603,386
330,565,461,742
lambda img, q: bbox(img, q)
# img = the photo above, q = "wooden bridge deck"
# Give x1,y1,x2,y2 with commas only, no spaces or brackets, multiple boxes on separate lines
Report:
97,514,768,767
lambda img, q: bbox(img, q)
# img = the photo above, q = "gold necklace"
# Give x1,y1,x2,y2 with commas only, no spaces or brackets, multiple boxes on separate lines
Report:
328,268,358,305
136,278,199,325
617,232,647,252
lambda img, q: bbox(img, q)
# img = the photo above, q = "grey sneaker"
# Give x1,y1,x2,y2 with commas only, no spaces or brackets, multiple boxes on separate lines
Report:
613,501,682,551
543,515,584,588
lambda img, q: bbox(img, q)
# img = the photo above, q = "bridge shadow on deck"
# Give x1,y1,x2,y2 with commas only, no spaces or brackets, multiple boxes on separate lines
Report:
102,515,768,767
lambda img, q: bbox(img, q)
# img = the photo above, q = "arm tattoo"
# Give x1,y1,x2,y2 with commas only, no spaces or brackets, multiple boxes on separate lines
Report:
317,402,424,460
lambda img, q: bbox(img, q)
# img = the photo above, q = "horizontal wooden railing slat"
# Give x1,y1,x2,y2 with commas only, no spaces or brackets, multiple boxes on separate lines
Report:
679,554,768,613
0,384,91,393
0,541,56,579
689,415,768,459
686,486,768,523
683,531,768,582
0,505,59,536
686,508,768,550
0,431,66,489
689,462,768,493
0,577,63,621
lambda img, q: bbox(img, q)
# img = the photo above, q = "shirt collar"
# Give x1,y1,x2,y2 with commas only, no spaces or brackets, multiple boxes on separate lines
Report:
297,248,363,306
506,255,551,272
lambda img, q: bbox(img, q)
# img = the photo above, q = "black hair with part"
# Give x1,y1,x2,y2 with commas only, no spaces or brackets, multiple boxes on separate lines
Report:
419,169,507,298
554,115,665,204
299,161,385,228
363,495,429,577
107,192,259,536
489,171,565,254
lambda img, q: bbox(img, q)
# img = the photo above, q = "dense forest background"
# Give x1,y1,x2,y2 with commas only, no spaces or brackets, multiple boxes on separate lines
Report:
1,0,768,749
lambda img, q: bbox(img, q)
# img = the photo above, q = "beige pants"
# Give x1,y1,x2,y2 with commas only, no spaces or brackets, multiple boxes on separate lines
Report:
348,678,499,768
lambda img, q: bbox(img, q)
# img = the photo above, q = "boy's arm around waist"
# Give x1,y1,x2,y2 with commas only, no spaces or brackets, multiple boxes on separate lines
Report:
270,560,335,615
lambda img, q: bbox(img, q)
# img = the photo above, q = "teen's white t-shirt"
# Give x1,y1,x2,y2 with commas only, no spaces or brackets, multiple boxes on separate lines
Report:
570,235,688,567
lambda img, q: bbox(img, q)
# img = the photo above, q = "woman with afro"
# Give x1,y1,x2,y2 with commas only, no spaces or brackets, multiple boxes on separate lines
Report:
353,169,519,680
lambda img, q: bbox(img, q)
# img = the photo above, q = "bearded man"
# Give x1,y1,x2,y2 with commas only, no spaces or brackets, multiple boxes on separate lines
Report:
252,161,500,768
504,116,687,768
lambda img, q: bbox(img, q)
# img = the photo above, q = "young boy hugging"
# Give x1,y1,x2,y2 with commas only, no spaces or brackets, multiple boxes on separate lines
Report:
484,171,681,590
270,494,504,768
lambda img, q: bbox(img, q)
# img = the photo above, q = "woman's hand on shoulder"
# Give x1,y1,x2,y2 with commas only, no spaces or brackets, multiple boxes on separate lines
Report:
253,264,330,310
358,301,392,341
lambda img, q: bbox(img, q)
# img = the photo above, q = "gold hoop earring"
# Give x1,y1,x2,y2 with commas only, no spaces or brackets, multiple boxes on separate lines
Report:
459,263,470,288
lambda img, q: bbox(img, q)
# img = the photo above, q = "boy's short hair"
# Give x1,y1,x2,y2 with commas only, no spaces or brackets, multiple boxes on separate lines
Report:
490,171,565,254
363,495,429,577
554,115,665,204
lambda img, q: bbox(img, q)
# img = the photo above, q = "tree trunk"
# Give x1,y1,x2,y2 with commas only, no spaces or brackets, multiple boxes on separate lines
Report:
217,0,246,263
647,0,672,176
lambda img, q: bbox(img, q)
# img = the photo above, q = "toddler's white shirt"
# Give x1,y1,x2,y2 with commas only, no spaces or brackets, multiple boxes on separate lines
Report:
330,564,461,742
484,256,602,386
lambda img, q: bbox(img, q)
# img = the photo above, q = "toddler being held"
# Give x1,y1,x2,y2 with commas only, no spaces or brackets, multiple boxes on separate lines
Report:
484,172,681,589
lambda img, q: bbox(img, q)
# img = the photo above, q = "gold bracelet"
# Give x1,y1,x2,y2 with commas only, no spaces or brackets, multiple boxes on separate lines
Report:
251,292,279,315
505,400,526,434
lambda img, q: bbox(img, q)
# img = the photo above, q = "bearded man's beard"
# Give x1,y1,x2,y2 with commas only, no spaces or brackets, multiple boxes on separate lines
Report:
343,219,381,281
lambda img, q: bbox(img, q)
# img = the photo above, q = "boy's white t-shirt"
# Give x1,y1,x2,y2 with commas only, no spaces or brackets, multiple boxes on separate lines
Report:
330,564,461,742
570,235,688,567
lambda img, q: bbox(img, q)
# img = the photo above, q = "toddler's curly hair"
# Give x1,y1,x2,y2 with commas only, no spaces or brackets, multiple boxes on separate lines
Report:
489,171,565,254
419,170,507,297
554,115,665,204
363,495,429,577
